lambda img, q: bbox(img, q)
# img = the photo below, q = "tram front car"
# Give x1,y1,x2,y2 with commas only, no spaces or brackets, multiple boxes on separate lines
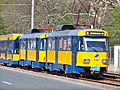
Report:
76,29,109,76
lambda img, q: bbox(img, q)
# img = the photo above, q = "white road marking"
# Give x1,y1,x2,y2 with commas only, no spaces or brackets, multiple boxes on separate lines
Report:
2,81,12,85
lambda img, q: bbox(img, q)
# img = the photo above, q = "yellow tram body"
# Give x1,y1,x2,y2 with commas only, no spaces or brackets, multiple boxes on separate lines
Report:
76,52,108,67
58,51,72,65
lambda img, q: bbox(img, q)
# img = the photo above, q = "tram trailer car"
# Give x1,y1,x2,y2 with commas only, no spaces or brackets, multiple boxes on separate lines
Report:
0,34,22,65
19,33,47,69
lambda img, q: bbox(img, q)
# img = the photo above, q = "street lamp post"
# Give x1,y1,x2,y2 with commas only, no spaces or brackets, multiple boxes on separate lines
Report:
31,0,35,29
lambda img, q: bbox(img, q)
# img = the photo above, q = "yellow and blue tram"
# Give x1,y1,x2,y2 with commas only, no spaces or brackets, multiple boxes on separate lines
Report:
19,33,47,69
0,25,109,76
0,34,22,65
46,25,109,75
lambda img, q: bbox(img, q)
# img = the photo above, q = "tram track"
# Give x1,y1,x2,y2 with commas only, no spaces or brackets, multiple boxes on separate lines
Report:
104,73,120,78
79,77,120,87
78,73,120,87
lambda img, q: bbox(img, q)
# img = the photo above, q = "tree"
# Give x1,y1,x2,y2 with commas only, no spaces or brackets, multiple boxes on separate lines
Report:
0,17,5,35
102,3,120,46
0,1,5,35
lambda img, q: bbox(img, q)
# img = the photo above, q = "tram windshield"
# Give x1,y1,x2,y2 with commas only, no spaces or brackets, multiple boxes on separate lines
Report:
84,37,108,52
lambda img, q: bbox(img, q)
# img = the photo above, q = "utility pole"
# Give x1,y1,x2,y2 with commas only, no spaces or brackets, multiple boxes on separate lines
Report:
31,0,35,29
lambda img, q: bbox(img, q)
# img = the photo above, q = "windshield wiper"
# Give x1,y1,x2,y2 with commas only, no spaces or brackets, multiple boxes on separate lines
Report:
91,47,98,52
87,44,98,52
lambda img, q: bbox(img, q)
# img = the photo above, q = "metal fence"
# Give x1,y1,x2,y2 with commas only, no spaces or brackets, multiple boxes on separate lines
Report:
109,46,120,72
109,47,114,65
118,49,120,68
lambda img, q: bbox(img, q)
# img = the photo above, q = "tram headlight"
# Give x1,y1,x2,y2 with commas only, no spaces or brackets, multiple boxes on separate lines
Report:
102,59,108,64
84,58,90,63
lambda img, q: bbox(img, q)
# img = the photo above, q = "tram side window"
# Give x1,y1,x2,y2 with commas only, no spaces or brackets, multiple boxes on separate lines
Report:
78,38,85,51
0,42,4,53
0,42,1,53
3,42,6,53
59,37,63,50
7,42,12,54
0,42,2,53
48,38,55,50
59,37,71,50
28,39,36,50
15,38,19,49
20,39,26,49
63,37,67,50
39,39,46,50
2,42,6,53
14,38,20,54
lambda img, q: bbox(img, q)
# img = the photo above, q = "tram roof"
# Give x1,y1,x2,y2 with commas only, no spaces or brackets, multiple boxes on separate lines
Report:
47,29,109,37
20,33,46,39
47,30,79,37
0,34,22,40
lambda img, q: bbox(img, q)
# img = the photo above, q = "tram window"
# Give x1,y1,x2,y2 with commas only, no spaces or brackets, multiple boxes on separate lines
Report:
7,42,12,53
64,37,71,50
63,39,67,50
28,39,36,50
0,42,1,53
39,39,46,50
3,42,6,53
52,38,55,49
2,42,5,53
67,37,71,50
0,42,3,53
0,42,4,53
15,39,19,49
78,41,81,50
39,40,43,50
20,39,26,49
2,42,7,53
14,37,20,54
48,38,55,50
78,38,84,51
63,37,68,50
59,37,63,49
81,38,85,51
73,37,77,50
59,37,71,50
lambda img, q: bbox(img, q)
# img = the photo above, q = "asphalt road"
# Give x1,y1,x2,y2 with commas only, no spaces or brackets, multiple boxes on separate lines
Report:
0,68,102,90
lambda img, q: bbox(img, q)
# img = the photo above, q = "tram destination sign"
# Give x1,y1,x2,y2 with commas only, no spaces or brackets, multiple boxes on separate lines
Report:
86,31,104,36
